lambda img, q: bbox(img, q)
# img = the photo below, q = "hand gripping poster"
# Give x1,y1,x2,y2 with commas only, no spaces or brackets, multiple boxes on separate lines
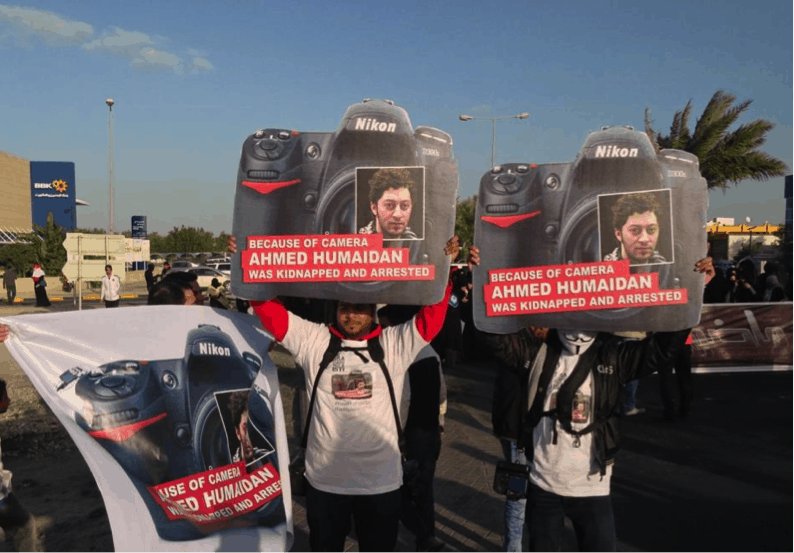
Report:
473,125,708,334
231,98,458,305
0,307,292,551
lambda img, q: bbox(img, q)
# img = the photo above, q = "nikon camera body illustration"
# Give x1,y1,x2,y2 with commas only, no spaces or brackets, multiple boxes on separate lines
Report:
64,324,264,485
232,98,459,305
473,126,708,334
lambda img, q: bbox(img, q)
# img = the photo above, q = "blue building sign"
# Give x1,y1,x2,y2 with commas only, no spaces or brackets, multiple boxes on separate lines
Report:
30,161,77,230
131,216,147,238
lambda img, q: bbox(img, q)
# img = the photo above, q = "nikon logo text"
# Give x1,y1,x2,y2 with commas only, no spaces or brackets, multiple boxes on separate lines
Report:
354,117,397,132
198,343,231,356
594,145,639,158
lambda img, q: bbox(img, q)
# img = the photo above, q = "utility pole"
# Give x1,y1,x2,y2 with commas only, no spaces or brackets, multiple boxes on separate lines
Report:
106,97,115,234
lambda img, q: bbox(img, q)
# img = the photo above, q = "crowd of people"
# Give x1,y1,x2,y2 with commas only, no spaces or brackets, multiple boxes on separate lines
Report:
0,226,785,553
705,259,789,303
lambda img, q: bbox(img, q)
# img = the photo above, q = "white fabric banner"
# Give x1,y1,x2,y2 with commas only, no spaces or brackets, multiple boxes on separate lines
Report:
0,306,293,551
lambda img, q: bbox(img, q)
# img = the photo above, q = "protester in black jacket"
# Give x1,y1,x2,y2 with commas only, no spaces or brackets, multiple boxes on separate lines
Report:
473,245,713,552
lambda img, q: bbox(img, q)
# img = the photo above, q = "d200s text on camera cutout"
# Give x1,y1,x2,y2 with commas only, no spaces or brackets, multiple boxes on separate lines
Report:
242,234,436,283
483,259,688,316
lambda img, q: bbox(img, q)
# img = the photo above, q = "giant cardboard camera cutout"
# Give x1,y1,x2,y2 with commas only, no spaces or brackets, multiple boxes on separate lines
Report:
473,126,708,334
0,307,292,550
63,323,284,541
232,99,458,305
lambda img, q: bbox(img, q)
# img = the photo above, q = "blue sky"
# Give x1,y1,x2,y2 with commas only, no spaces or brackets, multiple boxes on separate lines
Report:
1,0,791,235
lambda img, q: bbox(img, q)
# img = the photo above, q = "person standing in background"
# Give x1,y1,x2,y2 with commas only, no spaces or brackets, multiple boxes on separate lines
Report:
100,265,122,308
2,267,17,305
144,263,155,292
31,264,50,308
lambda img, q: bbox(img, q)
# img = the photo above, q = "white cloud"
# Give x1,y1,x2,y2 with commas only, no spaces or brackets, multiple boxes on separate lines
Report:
83,26,187,73
0,4,213,74
188,56,213,73
0,4,93,43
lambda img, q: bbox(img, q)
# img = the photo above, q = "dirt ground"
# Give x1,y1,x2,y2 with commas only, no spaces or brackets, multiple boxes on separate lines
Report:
0,341,303,552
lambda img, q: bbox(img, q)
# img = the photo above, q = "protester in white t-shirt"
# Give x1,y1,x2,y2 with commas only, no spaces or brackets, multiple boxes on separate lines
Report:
230,235,459,551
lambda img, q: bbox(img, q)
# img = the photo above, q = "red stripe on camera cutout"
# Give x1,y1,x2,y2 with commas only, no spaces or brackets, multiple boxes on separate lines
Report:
242,179,302,194
481,210,542,228
88,412,168,442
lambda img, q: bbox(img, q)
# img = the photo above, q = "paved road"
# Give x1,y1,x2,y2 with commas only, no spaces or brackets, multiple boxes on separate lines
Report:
289,358,793,551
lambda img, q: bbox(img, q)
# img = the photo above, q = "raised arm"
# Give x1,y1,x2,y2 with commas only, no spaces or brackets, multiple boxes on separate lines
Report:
251,299,289,342
413,235,460,342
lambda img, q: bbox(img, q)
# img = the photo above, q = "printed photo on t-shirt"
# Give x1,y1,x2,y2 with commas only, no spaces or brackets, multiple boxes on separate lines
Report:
549,391,591,424
332,371,373,400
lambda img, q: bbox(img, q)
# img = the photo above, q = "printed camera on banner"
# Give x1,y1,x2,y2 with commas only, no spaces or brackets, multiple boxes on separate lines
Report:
57,324,285,541
472,125,708,334
231,98,458,305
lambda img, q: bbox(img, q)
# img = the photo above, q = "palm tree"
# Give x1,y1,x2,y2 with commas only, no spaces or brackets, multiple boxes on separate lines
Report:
644,90,787,189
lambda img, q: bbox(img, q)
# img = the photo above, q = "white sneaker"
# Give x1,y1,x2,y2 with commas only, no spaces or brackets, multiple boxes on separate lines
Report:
624,407,646,416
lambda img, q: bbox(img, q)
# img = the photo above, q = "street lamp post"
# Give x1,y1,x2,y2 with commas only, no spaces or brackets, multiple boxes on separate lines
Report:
106,97,115,234
459,111,530,167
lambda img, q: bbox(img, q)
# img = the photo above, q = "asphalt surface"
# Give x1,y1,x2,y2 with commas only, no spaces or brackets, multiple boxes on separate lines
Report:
0,298,791,551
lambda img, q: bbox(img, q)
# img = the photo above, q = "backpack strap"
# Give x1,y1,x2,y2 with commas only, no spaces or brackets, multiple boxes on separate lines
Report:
301,333,343,449
367,336,406,456
300,331,405,456
547,337,607,446
521,333,609,447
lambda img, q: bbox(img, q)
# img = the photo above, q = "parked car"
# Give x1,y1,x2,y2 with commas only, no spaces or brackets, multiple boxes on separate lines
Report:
169,260,200,271
187,266,231,292
206,261,231,277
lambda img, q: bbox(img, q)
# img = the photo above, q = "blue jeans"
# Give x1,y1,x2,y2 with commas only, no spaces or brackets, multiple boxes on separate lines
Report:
527,483,616,552
499,439,527,552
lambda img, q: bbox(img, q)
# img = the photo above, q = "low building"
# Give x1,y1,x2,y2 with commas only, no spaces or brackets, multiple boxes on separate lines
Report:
0,149,33,244
707,218,781,267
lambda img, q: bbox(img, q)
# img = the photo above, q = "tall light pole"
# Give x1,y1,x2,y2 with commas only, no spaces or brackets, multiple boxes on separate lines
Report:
459,111,530,167
106,97,115,234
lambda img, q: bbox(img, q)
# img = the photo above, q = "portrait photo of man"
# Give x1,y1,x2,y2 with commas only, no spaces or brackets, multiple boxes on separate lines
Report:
598,189,674,266
356,166,425,240
220,390,274,471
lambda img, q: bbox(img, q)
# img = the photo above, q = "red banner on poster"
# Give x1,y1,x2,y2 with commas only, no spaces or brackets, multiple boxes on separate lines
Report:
241,234,435,283
483,259,687,316
148,461,282,527
693,303,793,369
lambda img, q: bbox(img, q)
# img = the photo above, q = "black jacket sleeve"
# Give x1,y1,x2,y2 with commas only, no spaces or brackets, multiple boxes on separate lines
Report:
483,328,543,371
484,328,544,441
612,328,691,383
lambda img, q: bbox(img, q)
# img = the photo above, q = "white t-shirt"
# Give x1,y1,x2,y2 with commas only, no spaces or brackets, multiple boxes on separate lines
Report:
530,351,612,497
282,312,428,495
